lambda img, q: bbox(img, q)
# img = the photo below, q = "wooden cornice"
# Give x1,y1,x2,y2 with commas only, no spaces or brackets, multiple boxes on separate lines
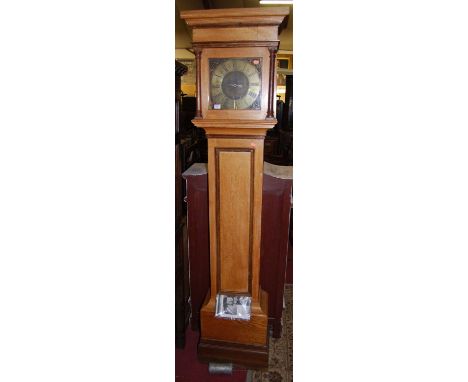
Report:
180,7,289,29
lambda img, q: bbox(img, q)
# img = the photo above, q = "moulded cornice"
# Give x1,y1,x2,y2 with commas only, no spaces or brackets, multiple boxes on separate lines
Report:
180,7,289,29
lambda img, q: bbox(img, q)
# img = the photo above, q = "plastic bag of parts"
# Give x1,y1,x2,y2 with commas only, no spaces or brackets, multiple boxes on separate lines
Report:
215,294,251,320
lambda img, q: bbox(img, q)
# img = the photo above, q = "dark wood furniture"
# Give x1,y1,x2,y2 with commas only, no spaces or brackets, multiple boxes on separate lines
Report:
260,162,293,338
182,162,292,339
264,77,293,166
181,164,210,333
279,74,293,165
179,96,206,171
175,60,190,348
282,74,293,132
264,132,280,158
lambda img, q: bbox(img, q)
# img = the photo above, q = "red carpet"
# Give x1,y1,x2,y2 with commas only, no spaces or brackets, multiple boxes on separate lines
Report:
175,328,248,382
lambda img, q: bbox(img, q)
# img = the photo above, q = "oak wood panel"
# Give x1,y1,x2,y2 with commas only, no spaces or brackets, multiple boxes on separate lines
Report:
193,26,277,43
200,289,268,345
207,137,264,302
200,307,268,345
217,149,252,293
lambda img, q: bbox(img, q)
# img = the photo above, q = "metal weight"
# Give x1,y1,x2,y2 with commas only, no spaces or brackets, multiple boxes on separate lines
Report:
208,363,233,375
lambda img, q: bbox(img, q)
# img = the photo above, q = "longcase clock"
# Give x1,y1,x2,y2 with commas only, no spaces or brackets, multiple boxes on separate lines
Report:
181,7,289,369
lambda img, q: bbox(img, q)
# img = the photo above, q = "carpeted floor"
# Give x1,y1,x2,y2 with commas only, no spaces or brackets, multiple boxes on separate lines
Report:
251,284,293,382
175,328,248,381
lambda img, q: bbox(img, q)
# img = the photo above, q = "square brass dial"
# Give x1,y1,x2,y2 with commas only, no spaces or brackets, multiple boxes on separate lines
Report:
209,57,262,110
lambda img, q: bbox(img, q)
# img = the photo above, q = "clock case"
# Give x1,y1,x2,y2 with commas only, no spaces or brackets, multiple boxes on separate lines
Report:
180,7,289,369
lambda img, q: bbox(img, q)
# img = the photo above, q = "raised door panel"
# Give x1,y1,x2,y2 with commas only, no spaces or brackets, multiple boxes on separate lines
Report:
217,149,252,293
208,137,264,301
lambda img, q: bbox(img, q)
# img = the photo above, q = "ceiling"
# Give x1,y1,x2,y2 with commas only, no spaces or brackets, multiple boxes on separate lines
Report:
175,0,293,52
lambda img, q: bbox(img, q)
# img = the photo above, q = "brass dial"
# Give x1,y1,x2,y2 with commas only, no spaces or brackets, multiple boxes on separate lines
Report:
209,58,262,110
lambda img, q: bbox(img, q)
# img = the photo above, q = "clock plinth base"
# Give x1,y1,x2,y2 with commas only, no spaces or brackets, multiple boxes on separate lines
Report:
198,289,269,369
198,338,269,369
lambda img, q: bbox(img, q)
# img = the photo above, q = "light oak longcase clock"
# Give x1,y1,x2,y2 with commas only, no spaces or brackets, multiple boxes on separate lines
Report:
181,7,289,369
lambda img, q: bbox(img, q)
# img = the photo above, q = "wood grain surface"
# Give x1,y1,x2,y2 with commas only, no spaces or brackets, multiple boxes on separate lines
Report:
217,149,252,293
